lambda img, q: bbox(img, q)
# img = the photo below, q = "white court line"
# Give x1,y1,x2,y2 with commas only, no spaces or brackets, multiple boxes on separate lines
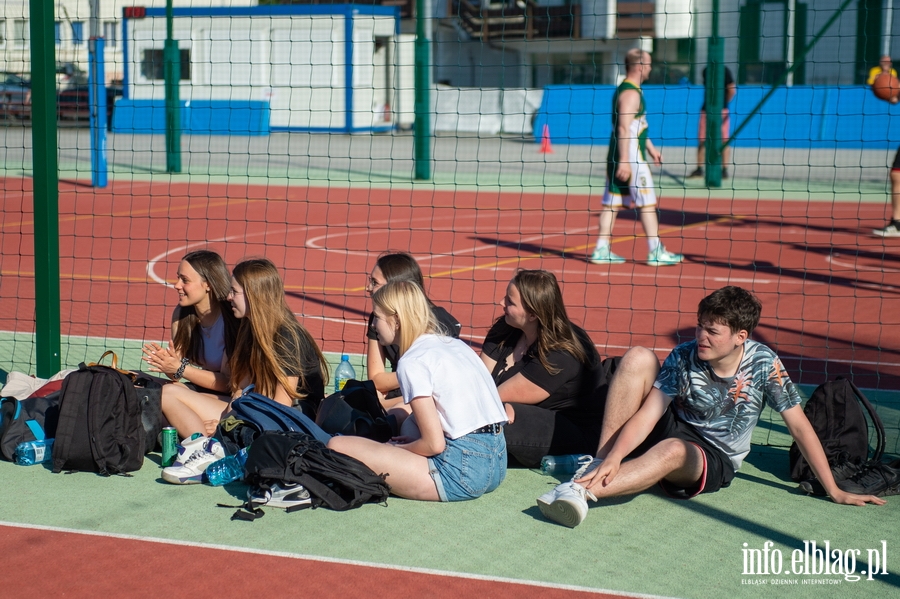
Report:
827,253,900,275
0,521,679,599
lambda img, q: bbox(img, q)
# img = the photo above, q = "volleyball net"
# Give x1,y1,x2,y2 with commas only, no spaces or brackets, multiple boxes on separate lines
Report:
0,1,898,452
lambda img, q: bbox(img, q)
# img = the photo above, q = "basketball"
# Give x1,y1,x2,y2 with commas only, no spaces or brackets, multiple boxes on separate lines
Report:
872,72,900,101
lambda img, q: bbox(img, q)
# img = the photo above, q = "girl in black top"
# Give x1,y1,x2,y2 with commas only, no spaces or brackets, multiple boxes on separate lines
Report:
480,270,608,467
365,252,461,403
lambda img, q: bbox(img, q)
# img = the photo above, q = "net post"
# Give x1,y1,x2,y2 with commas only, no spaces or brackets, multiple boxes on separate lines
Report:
705,1,724,188
414,0,432,180
29,0,62,377
165,0,182,173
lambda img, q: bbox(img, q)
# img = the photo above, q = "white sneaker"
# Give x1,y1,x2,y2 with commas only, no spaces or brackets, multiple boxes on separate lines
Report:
168,434,209,468
572,456,603,481
162,437,225,484
536,481,596,528
248,482,312,509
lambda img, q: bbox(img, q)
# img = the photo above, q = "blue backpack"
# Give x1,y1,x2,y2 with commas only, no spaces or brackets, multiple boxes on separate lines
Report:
0,392,61,461
228,386,332,446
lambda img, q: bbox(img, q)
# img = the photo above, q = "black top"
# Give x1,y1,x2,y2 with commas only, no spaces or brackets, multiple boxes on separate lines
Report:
276,325,325,412
700,66,735,111
482,317,605,416
367,305,461,370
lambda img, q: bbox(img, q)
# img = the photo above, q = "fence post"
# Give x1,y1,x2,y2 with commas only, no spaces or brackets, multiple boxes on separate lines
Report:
29,0,62,376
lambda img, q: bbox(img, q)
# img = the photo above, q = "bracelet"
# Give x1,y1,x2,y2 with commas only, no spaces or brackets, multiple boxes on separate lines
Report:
173,358,190,380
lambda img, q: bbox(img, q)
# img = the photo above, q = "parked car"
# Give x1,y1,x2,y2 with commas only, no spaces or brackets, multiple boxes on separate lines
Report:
57,84,123,128
0,72,32,121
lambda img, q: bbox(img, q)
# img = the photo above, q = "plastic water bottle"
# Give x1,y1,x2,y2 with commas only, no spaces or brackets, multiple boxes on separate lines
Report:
205,447,249,486
14,439,55,466
540,454,589,476
334,354,356,393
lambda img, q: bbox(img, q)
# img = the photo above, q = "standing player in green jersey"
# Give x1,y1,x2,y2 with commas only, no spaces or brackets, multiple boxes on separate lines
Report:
590,48,684,266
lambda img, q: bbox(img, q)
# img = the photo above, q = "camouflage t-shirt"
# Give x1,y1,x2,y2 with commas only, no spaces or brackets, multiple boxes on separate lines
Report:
654,340,801,470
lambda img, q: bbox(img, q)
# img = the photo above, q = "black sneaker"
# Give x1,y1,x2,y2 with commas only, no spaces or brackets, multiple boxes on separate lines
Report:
838,462,900,496
798,455,862,496
687,167,704,178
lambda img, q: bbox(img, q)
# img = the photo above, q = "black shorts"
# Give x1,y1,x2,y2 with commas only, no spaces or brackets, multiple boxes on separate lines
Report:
893,147,900,171
629,407,735,499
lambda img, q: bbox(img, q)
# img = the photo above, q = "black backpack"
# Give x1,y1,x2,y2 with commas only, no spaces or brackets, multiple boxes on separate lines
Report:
239,430,390,516
789,377,885,485
315,379,398,442
0,392,61,461
52,353,160,475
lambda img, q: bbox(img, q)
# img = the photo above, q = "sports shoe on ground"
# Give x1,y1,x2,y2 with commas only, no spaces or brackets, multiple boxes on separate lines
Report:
167,433,208,468
647,246,684,266
589,246,625,265
687,167,704,178
536,481,597,528
837,461,900,497
572,456,604,481
798,456,861,496
162,437,225,484
872,221,900,237
247,482,312,509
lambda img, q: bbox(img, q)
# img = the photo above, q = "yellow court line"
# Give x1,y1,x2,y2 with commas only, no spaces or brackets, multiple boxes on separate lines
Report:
1,196,262,231
424,214,742,280
3,208,741,294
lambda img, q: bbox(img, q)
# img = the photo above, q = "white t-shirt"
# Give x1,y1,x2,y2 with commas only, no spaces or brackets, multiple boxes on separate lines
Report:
397,334,507,440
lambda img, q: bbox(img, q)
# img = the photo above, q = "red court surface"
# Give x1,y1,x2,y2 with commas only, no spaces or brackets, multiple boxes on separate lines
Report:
1,176,899,388
1,523,638,599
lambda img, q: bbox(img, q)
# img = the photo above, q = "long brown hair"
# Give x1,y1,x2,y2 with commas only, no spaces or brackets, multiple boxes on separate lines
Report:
374,252,438,308
511,270,587,374
171,250,239,366
228,258,329,400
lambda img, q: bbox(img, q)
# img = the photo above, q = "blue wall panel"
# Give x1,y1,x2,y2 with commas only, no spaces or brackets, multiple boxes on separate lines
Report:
535,85,900,149
113,100,270,135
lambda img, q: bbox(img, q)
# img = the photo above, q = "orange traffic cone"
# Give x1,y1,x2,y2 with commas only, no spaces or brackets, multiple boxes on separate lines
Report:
539,124,553,154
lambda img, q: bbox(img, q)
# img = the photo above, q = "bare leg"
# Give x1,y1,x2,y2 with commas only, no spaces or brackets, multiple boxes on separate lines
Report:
891,170,900,221
595,346,661,458
597,206,619,245
327,435,439,500
161,383,230,439
638,206,660,242
585,438,704,499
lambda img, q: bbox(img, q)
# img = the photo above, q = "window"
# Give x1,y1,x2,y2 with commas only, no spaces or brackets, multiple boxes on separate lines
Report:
71,21,84,46
0,20,6,47
104,21,117,48
13,20,28,48
140,49,192,81
55,22,62,46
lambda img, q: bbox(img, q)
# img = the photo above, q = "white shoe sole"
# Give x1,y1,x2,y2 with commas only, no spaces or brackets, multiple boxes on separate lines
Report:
161,470,204,485
536,496,586,528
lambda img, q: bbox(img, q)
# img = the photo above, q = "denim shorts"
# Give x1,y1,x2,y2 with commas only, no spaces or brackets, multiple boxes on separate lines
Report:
427,429,507,502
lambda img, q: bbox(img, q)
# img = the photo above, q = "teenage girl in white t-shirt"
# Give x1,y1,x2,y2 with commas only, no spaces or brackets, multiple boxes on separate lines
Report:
328,280,507,502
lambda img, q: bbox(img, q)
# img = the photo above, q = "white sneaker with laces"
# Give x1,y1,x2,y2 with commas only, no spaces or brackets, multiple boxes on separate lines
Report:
162,437,225,484
572,456,603,481
248,482,312,509
537,481,597,528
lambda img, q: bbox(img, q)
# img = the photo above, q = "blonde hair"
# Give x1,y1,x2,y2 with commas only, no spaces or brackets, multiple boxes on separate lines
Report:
229,258,329,401
372,280,441,357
